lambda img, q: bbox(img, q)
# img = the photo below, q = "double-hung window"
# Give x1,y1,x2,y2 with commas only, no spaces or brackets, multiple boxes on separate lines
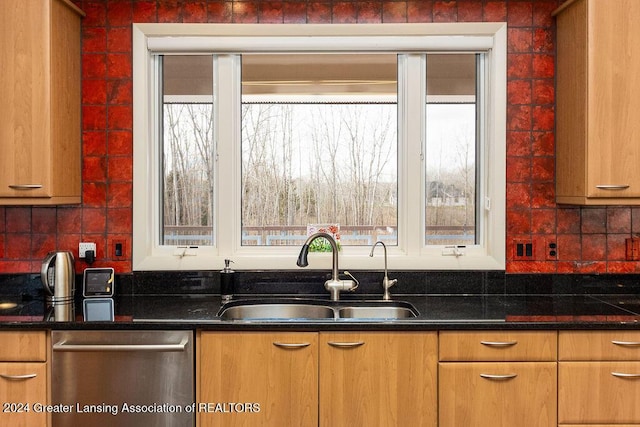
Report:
133,24,506,271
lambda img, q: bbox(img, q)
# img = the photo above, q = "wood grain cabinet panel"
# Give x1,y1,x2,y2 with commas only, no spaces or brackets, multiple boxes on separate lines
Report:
559,362,640,424
559,331,640,361
0,331,46,362
555,0,640,204
0,0,83,205
199,332,318,427
439,331,557,427
439,330,557,361
559,330,640,425
439,362,557,427
319,332,437,427
0,363,48,427
0,331,48,427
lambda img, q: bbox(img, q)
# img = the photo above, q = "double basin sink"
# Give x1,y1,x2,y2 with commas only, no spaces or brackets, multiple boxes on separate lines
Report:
218,298,418,321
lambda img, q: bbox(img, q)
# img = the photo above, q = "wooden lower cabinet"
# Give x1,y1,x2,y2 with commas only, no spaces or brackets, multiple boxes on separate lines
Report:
319,332,437,427
0,330,48,427
199,332,318,427
559,331,640,425
559,362,640,424
0,362,48,427
198,331,437,427
439,362,557,427
198,329,640,427
439,331,557,427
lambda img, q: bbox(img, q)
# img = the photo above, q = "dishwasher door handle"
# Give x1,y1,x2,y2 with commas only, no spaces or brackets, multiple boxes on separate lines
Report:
53,336,189,352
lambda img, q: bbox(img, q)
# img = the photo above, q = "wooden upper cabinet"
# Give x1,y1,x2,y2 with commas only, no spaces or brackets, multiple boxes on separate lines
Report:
555,0,640,205
0,0,83,205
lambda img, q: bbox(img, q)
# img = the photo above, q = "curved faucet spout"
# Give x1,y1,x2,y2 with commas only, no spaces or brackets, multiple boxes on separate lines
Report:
369,241,388,272
296,232,356,300
297,232,340,281
370,241,397,300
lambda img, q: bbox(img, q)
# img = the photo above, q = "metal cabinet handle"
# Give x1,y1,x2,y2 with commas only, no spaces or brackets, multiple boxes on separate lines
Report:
53,337,188,352
595,184,630,190
272,342,311,349
480,373,518,380
612,340,640,347
611,372,640,379
480,340,517,347
327,341,365,348
0,373,37,380
8,184,43,190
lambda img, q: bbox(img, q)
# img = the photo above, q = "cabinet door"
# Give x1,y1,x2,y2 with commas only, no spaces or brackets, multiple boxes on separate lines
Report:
440,331,557,361
319,332,437,427
199,332,318,427
559,330,640,361
559,362,640,424
0,331,46,362
586,0,640,198
439,362,557,427
0,362,47,427
0,0,51,197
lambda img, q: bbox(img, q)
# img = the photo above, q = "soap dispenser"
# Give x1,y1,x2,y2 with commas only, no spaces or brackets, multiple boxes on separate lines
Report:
220,259,235,302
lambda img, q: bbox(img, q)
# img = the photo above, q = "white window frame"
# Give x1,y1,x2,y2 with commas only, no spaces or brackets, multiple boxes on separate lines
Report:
132,23,506,271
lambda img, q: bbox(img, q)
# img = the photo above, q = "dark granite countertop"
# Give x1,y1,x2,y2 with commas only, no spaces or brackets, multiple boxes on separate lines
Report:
1,271,639,330
1,293,639,330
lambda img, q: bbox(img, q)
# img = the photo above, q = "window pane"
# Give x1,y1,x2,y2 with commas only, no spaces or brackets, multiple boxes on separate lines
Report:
161,55,215,246
425,54,478,246
241,54,398,247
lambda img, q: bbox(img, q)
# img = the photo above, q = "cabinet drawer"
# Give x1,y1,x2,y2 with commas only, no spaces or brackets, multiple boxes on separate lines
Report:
0,331,46,362
439,331,557,361
559,331,640,361
0,362,47,427
559,362,640,424
439,362,557,427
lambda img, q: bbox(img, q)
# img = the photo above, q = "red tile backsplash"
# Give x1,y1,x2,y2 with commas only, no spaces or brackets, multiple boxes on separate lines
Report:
456,1,482,22
383,2,407,23
6,208,32,234
83,183,108,208
507,1,532,27
483,1,506,21
133,1,157,23
433,1,457,22
0,0,635,275
358,2,382,23
83,27,107,52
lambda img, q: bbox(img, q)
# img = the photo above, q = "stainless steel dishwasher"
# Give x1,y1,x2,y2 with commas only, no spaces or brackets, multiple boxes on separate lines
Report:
51,330,194,427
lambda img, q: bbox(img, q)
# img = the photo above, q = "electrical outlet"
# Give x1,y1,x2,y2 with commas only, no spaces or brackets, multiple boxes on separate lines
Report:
513,240,533,259
546,240,557,260
79,242,97,258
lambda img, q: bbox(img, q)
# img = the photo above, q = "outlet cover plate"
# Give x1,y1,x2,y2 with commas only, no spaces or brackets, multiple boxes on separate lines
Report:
79,242,97,258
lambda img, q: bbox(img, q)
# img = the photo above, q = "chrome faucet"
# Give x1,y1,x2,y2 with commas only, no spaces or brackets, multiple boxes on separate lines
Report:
369,241,397,300
296,232,358,301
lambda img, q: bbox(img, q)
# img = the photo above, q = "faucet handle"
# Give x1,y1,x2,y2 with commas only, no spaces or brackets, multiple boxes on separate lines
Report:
385,277,397,289
343,271,359,291
382,277,397,300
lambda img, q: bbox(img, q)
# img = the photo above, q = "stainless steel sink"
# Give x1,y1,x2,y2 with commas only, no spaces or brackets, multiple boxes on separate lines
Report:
218,303,335,320
217,299,419,321
338,305,417,319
